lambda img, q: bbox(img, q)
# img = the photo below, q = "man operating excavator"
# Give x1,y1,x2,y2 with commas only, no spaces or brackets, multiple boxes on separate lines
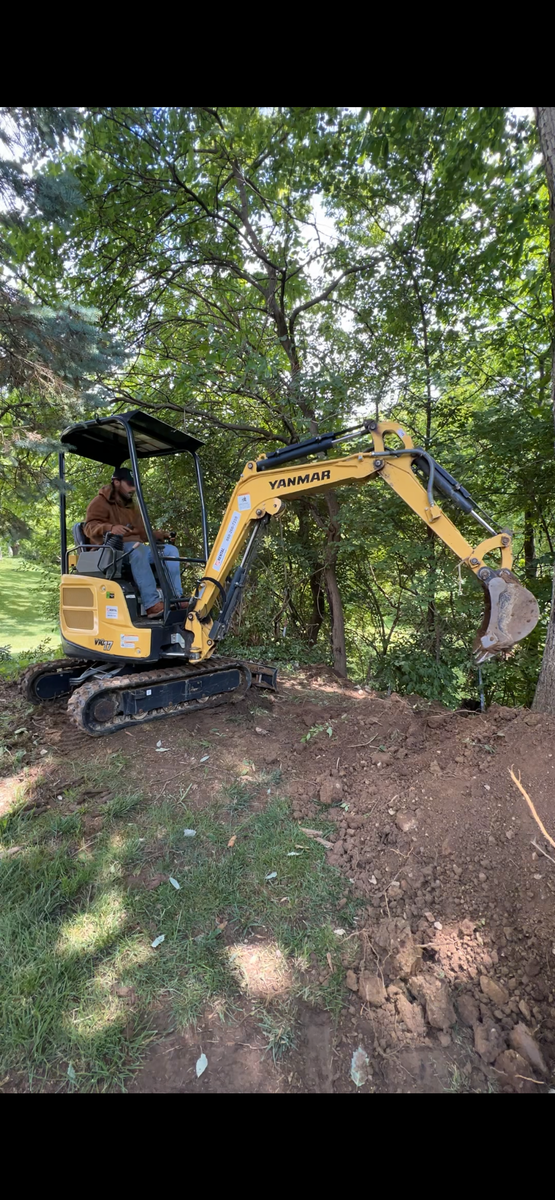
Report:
84,466,182,617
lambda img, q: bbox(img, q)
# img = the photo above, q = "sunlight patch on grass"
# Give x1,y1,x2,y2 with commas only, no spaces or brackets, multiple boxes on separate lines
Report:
228,940,293,999
57,891,127,958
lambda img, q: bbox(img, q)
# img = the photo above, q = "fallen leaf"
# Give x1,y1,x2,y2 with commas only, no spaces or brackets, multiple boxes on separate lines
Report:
169,877,181,890
67,1064,77,1084
199,755,209,762
255,727,269,735
156,748,171,753
151,934,165,948
183,829,196,838
156,740,162,747
265,871,277,880
299,827,323,837
314,837,334,850
196,1053,208,1078
227,835,237,848
326,952,333,971
334,928,346,936
350,1046,369,1088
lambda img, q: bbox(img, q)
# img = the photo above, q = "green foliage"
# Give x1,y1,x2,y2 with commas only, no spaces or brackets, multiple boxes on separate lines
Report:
1,107,554,708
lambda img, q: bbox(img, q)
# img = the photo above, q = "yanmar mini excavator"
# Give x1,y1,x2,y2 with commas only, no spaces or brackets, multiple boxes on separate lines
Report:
21,411,539,735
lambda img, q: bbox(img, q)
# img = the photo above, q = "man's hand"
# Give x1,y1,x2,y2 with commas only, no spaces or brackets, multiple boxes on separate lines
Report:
111,524,131,537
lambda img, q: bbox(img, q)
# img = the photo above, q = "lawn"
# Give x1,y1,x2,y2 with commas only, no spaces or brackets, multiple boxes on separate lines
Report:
0,747,352,1091
0,559,60,655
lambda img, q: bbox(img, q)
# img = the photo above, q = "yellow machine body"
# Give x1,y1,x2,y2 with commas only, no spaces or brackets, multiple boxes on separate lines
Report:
60,576,152,660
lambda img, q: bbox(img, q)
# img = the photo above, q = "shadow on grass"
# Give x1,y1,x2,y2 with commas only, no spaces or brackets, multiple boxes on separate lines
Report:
0,761,355,1092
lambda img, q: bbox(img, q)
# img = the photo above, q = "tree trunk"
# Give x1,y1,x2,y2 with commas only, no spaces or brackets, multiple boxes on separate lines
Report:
524,511,536,582
324,490,347,676
307,569,326,645
533,108,555,711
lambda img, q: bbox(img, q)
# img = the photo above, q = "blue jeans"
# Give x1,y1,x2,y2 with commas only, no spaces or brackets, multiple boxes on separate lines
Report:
123,541,182,610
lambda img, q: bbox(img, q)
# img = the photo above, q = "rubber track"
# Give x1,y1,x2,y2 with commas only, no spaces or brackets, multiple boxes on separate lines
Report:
66,660,250,736
19,658,91,704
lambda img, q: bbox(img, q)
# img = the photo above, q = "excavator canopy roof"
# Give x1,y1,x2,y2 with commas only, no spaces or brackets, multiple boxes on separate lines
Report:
60,409,203,466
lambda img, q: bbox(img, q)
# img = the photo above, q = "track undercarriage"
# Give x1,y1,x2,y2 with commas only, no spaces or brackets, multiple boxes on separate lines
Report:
21,656,277,736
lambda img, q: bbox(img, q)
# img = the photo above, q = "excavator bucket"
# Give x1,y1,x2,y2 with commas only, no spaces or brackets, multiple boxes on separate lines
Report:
473,569,540,664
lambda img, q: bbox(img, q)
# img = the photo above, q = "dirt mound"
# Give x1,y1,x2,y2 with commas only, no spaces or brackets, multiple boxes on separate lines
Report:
2,661,555,1092
276,671,555,1090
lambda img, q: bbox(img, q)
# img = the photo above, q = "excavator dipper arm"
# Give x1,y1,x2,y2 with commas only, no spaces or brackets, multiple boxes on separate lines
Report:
185,421,539,665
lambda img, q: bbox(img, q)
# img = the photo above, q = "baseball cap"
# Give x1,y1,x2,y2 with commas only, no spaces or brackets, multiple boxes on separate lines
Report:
112,466,135,485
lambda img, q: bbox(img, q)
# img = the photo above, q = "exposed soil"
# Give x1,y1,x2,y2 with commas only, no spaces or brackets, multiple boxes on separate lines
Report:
2,663,555,1094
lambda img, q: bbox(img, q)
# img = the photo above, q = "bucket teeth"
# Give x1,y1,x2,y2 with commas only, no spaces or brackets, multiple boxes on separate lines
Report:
472,569,539,663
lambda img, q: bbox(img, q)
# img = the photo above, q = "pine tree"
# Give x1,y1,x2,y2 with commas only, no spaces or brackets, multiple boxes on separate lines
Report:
0,107,124,412
0,108,124,550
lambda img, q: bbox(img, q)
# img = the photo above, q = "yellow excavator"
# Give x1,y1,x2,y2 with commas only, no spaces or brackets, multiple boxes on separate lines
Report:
21,410,539,735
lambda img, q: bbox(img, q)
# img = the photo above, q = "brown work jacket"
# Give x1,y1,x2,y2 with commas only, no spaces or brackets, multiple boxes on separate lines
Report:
84,485,163,546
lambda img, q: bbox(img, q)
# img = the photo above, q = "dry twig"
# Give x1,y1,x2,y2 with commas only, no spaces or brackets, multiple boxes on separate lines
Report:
531,838,555,868
509,767,555,850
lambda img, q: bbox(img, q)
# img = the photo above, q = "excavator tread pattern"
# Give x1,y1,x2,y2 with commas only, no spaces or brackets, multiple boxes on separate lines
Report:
66,659,252,737
19,658,91,704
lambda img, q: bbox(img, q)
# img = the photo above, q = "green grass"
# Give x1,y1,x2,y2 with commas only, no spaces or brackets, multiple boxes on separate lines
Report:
0,559,59,655
0,754,356,1092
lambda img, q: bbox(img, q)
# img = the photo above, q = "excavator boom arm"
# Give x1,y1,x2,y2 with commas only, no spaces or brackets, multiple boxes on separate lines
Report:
186,421,538,664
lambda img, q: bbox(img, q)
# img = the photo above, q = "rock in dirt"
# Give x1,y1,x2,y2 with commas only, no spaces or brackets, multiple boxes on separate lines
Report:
358,971,386,1007
457,994,480,1028
395,811,417,833
509,1023,548,1077
474,1020,505,1064
408,975,456,1030
319,776,343,806
480,975,509,1007
494,1050,532,1090
345,970,358,992
373,918,422,980
395,993,426,1037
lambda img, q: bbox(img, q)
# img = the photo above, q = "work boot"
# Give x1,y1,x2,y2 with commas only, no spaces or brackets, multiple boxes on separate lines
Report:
146,601,164,618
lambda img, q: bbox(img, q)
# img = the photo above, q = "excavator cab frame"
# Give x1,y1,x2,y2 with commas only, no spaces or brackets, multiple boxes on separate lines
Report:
59,409,209,614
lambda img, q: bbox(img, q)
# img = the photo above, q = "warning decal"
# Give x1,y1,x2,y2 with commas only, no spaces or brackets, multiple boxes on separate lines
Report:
213,511,241,573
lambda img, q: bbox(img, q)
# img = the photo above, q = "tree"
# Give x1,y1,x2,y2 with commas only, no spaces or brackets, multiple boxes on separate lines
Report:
0,107,124,548
17,107,555,706
532,108,555,711
39,107,376,674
